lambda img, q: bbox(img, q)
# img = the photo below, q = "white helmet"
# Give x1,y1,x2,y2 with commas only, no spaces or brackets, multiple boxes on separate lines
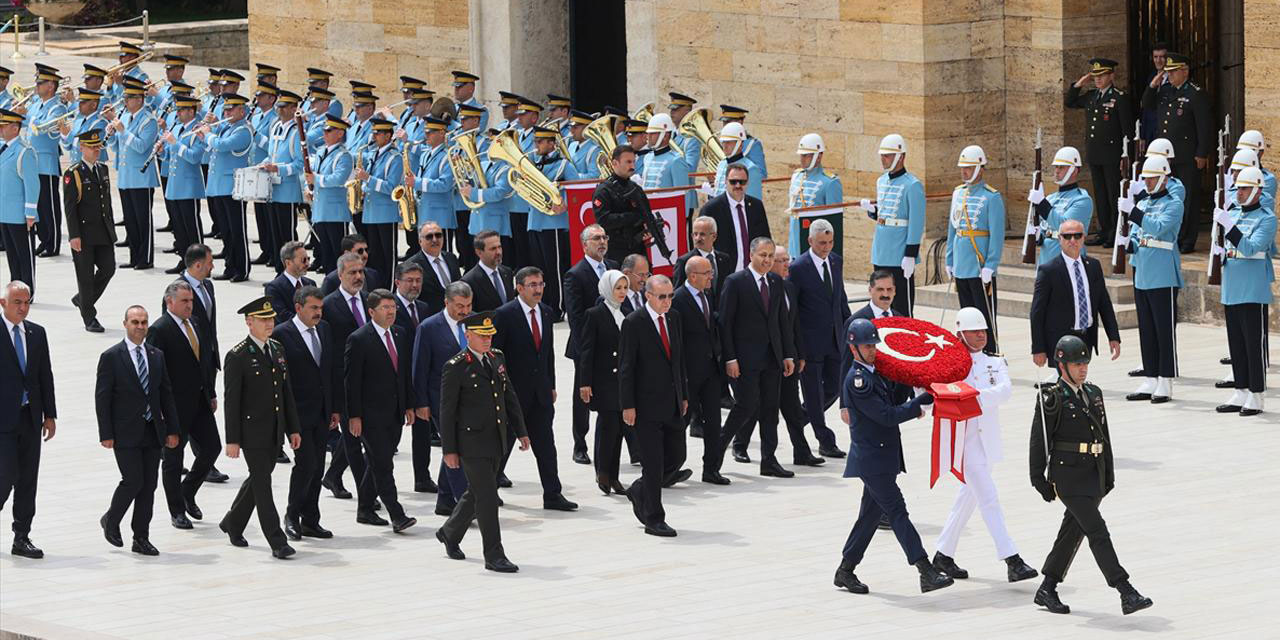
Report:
879,133,906,170
1051,146,1082,185
1230,148,1260,171
1146,137,1175,159
1140,155,1171,192
796,132,825,155
1237,166,1265,206
955,307,988,332
1237,129,1266,152
957,144,987,167
719,121,746,143
646,113,675,134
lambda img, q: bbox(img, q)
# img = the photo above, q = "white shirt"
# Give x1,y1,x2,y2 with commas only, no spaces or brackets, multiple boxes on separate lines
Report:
685,281,707,314
374,322,397,359
283,271,303,289
583,255,605,277
340,287,367,323
3,317,22,352
478,261,500,283
645,303,668,335
248,334,267,351
183,270,211,316
167,310,200,340
809,249,831,280
124,337,148,381
747,264,768,290
517,297,542,340
727,193,748,270
396,293,420,325
869,303,893,319
444,313,464,347
1063,254,1092,330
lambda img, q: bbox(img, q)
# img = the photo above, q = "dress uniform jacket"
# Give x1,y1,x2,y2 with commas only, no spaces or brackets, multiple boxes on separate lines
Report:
468,158,514,236
413,141,455,229
438,348,527,457
60,110,109,165
1228,171,1278,217
1129,189,1184,290
267,117,304,204
0,139,40,224
310,143,353,224
1065,85,1132,164
249,107,277,166
742,135,766,178
223,337,300,449
205,119,252,198
115,108,160,189
453,97,489,133
163,121,207,200
638,147,693,211
62,161,116,244
871,168,927,266
711,153,762,200
1033,183,1093,265
27,96,69,176
361,142,403,225
1029,381,1114,498
527,152,578,231
946,182,1006,278
1141,80,1212,161
957,351,1011,465
345,117,372,152
105,67,148,105
840,361,926,478
787,166,843,255
1221,202,1277,305
570,138,599,178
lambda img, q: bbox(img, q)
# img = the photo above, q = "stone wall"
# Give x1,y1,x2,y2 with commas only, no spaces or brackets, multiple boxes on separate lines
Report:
1243,0,1280,249
95,20,250,69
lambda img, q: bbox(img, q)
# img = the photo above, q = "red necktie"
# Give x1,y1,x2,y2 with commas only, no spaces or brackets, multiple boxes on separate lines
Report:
736,203,749,267
383,328,398,371
530,308,541,351
658,314,671,359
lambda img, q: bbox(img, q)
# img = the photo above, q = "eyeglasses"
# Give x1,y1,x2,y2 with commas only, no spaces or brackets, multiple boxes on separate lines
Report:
587,234,608,242
1061,232,1084,241
727,179,747,186
649,293,674,301
520,282,546,289
423,232,444,240
354,247,368,255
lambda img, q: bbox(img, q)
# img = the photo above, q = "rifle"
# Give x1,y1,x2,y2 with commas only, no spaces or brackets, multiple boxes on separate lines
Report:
643,206,673,261
296,112,314,203
1207,114,1230,285
1020,127,1042,264
1111,134,1132,274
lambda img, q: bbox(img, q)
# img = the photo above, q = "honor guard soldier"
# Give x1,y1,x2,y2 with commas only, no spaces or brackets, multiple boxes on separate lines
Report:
302,68,343,118
159,95,207,274
638,113,693,206
1066,58,1132,247
200,92,254,281
1212,167,1275,416
1027,146,1094,265
494,91,520,132
63,130,116,332
706,123,762,200
1235,131,1277,208
593,144,658,263
946,145,1006,350
218,296,302,560
60,88,108,167
262,89,306,274
451,71,487,132
0,109,40,293
28,64,70,258
346,90,377,152
833,318,951,595
435,311,530,573
787,133,843,257
861,134,924,316
719,105,766,177
666,92,699,170
1029,334,1153,616
1135,137,1186,204
0,66,14,110
931,308,1038,583
1142,52,1211,253
355,118,403,290
526,126,579,314
107,76,159,270
1118,155,1182,403
407,116,457,250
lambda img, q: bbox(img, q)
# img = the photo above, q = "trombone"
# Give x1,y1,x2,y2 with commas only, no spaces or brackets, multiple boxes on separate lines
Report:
101,50,157,88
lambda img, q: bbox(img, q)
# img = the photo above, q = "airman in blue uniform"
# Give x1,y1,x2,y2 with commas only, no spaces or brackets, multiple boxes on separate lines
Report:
461,130,514,246
526,125,579,315
450,71,488,132
159,94,207,273
565,110,597,177
506,97,542,269
27,64,70,257
247,82,281,265
152,55,189,116
262,90,306,273
863,134,925,316
719,105,766,178
1028,146,1094,265
546,94,573,139
666,92,699,174
104,41,149,107
355,117,402,289
305,115,353,273
407,116,456,248
346,90,377,153
787,133,843,257
202,92,254,281
494,91,520,132
0,108,40,292
946,144,1006,350
396,76,427,131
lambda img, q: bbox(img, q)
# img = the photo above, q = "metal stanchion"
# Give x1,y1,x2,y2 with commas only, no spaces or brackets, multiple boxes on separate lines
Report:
10,14,21,60
36,17,47,56
142,10,150,49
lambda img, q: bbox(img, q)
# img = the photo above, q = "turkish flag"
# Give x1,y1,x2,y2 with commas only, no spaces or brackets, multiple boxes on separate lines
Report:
566,183,689,277
566,182,597,265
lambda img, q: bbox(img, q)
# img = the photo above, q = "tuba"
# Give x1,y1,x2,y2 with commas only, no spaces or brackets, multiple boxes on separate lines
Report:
447,130,487,209
391,141,417,231
428,96,455,123
345,143,369,215
677,107,725,173
583,113,621,179
632,102,654,122
488,129,562,215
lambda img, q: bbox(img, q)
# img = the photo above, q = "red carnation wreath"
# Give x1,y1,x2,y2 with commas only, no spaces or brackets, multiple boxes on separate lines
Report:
869,316,972,388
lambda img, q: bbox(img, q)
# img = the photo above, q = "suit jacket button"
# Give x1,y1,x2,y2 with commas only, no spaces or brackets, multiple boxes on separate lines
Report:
612,368,617,373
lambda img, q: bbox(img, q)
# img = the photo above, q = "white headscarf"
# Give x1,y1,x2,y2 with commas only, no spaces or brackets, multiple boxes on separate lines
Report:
598,269,627,328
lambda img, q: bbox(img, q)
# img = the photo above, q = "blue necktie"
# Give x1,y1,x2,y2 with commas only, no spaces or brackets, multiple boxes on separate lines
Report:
13,325,27,405
135,346,153,421
456,322,467,350
491,269,507,304
1072,260,1089,329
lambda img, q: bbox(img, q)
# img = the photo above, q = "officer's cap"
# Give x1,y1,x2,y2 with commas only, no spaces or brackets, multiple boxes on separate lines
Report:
77,88,104,101
82,64,107,78
118,41,143,56
164,54,189,68
238,296,277,319
255,82,280,97
424,116,449,131
370,117,395,133
0,108,23,124
221,69,245,83
351,92,378,105
457,104,484,118
463,311,497,336
77,129,104,148
400,75,426,90
307,67,333,81
169,80,195,95
255,63,280,77
719,104,748,121
1088,58,1117,76
451,70,479,86
349,80,376,92
546,93,571,108
517,98,542,114
0,66,12,79
221,93,249,107
602,105,627,117
277,89,302,106
498,91,520,106
308,85,335,100
121,77,147,96
324,115,350,131
568,109,593,125
532,126,557,140
667,92,696,108
207,70,225,84
1163,52,1190,71
174,95,200,109
623,119,648,134
410,88,434,101
34,64,61,83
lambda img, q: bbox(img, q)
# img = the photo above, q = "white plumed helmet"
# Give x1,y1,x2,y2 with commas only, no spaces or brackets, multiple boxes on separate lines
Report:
646,113,675,134
1237,129,1266,152
719,121,746,143
1230,148,1260,170
1052,146,1082,168
879,133,906,155
955,307,989,331
1141,155,1171,192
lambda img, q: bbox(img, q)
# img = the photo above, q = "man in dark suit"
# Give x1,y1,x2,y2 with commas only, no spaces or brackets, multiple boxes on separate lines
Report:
1030,219,1121,368
0,281,57,559
174,244,230,484
842,270,903,391
148,280,221,530
619,253,650,315
406,222,461,317
218,297,302,559
790,219,850,458
272,286,339,541
562,223,618,464
619,275,689,536
96,305,180,555
493,267,577,511
719,237,796,478
345,288,419,532
460,230,514,313
413,281,474,516
320,253,369,500
435,311,531,573
671,256,728,485
672,216,732,306
264,241,317,326
321,234,382,296
391,261,437,493
703,165,770,272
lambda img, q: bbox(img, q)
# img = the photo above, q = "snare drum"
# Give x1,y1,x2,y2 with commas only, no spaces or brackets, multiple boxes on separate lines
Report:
232,167,272,202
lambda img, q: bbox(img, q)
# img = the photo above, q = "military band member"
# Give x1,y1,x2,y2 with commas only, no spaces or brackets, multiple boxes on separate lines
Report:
1142,52,1211,253
666,92,699,171
494,91,520,132
104,41,149,106
394,76,427,130
213,71,245,120
301,68,343,118
506,97,543,269
106,77,159,270
201,69,224,117
159,95,207,275
306,115,353,274
1027,146,1094,265
247,83,281,266
946,144,1005,350
303,86,338,150
398,88,433,168
353,118,402,290
638,113,693,216
707,122,762,200
200,92,253,281
0,66,14,111
623,118,650,172
451,70,488,132
344,80,374,121
346,90,377,152
527,126,578,315
261,89,305,274
460,130,516,261
787,133,842,257
719,105,766,177
1030,334,1153,616
1066,58,1131,247
153,55,188,113
60,88,109,167
861,134,924,316
28,64,70,258
566,110,597,176
452,103,487,266
593,145,655,263
63,130,116,332
0,109,39,292
406,116,456,248
546,94,572,137
435,311,530,573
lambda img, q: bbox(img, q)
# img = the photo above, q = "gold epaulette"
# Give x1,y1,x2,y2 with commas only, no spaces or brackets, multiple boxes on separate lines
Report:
823,168,837,179
983,183,998,193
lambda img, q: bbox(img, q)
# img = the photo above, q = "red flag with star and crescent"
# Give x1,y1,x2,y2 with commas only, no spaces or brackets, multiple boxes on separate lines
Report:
565,182,687,276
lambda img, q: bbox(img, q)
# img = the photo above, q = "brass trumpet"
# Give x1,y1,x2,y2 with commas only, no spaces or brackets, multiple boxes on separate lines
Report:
677,107,725,173
31,110,74,134
102,50,156,88
488,129,562,215
583,113,621,179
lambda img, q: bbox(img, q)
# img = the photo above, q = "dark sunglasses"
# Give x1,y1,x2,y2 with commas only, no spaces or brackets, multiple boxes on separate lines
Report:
423,232,444,240
727,179,747,186
650,293,674,301
354,247,368,254
1061,232,1084,241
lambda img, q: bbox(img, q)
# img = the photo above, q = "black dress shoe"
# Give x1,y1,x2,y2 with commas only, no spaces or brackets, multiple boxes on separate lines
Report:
436,529,465,560
357,511,389,526
1127,368,1145,377
205,468,229,483
321,478,352,499
392,516,418,533
85,319,105,333
372,499,383,511
1118,581,1153,614
300,523,333,538
11,536,43,559
219,522,248,547
1220,356,1233,365
434,505,454,517
689,424,703,438
932,551,968,579
701,471,730,485
496,495,504,507
132,538,160,556
1125,392,1152,401
1150,395,1170,404
598,480,612,495
276,452,291,464
121,262,136,269
572,450,591,465
1035,584,1070,614
134,263,153,270
163,247,179,255
212,272,233,280
818,446,846,458
793,454,826,467
101,514,123,548
496,474,513,488
183,497,203,520
485,557,519,573
760,462,795,478
834,565,869,594
415,478,439,493
877,515,892,530
1216,403,1243,413
1240,407,1263,417
1005,554,1038,582
230,275,249,283
732,450,751,464
915,558,954,593
644,522,678,537
272,544,296,559
662,468,693,488
164,264,184,274
1215,379,1235,389
171,514,193,530
71,294,80,308
625,487,645,526
609,479,626,494
285,518,303,541
251,253,270,265
543,494,579,511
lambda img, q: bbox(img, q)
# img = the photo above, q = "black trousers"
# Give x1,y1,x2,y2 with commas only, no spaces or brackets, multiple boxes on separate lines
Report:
323,418,370,498
364,222,396,290
1226,303,1268,393
593,410,625,482
733,371,815,461
1041,494,1129,587
723,363,783,465
211,196,249,278
105,444,162,538
220,447,288,551
286,422,328,526
435,459,469,511
0,224,34,294
628,416,686,526
267,202,297,273
841,472,928,566
411,417,434,488
360,420,406,521
687,370,725,474
71,243,115,323
455,211,475,270
440,455,505,562
1170,160,1202,250
161,403,219,517
530,229,569,316
799,354,841,450
314,221,345,273
501,401,562,497
1088,161,1122,240
1134,287,1178,378
572,391,590,455
956,276,999,351
509,212,531,269
34,175,62,255
0,409,41,535
200,165,217,235
253,201,272,258
159,176,175,244
874,264,915,317
119,187,154,266
168,199,201,267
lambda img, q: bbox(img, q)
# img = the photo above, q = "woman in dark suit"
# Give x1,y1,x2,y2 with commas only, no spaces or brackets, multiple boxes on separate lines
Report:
577,270,630,496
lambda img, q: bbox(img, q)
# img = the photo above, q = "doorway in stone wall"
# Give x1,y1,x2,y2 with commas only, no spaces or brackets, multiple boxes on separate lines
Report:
569,0,626,115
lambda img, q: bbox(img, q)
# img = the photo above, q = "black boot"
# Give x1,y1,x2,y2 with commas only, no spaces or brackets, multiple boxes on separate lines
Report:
1004,554,1038,582
915,558,954,593
1117,581,1153,615
1034,577,1070,614
932,551,968,579
833,560,868,594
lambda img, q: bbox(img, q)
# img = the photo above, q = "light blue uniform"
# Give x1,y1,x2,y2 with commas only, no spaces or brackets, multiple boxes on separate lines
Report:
639,147,692,211
0,88,15,111
115,108,160,189
468,158,513,236
786,166,843,256
0,139,40,223
570,138,599,178
1221,202,1277,305
871,169,926,267
453,97,489,133
105,67,149,106
205,119,253,197
742,135,767,179
413,141,456,229
60,109,109,166
310,143,354,223
946,182,1006,278
1129,189,1184,290
1034,183,1093,265
712,154,763,200
346,116,373,152
527,152,579,231
301,95,343,119
163,119,206,200
360,142,402,225
672,131,701,176
26,95,70,176
249,107,277,166
266,117,304,204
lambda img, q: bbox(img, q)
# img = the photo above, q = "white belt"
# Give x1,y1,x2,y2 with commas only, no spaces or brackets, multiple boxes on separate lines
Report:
1042,228,1059,239
1138,237,1175,250
876,217,909,227
1226,249,1266,260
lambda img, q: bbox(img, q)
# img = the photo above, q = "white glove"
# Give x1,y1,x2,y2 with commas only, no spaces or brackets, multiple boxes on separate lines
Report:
698,181,714,196
860,198,876,214
1223,171,1234,192
1128,179,1145,198
630,173,644,186
945,265,954,279
979,267,993,284
1213,206,1233,229
1115,235,1129,247
1027,183,1045,205
1210,243,1226,257
900,257,915,280
1117,196,1134,214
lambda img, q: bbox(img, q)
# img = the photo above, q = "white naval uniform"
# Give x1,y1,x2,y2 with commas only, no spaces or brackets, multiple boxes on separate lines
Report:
935,349,1019,560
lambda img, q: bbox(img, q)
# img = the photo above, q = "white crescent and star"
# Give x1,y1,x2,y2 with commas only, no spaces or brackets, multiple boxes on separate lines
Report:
876,327,953,363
